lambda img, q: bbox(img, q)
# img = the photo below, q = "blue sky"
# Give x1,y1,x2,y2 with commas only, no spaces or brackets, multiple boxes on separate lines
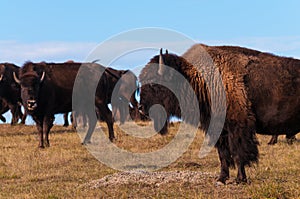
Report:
1,0,300,65
1,0,300,124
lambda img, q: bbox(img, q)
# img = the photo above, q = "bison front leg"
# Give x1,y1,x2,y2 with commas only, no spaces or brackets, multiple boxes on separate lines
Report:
34,117,44,148
9,104,19,125
43,115,54,147
20,109,27,124
236,161,247,183
229,128,259,184
63,112,69,127
215,132,233,184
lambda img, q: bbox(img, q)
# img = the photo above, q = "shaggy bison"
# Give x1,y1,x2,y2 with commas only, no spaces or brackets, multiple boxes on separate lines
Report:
139,45,300,184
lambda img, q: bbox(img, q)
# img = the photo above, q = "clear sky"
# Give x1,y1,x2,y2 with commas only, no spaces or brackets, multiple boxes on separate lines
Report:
1,0,300,65
1,0,300,124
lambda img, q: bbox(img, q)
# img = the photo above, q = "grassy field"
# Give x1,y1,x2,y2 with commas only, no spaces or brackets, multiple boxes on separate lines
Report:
0,122,299,199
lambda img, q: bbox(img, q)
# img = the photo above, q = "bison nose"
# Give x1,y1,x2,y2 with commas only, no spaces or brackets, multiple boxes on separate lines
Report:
27,100,37,110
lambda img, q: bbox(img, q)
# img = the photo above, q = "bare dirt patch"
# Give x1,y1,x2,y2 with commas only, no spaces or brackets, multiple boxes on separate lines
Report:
85,170,217,188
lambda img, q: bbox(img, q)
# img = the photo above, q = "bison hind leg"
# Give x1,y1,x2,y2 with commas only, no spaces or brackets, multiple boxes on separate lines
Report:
286,134,296,145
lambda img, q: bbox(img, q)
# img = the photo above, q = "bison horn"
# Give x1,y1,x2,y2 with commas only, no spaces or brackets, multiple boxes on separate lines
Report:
13,72,21,84
0,64,5,81
158,48,165,75
40,71,45,82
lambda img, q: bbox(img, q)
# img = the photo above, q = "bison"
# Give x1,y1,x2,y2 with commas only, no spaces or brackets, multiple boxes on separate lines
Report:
74,65,139,143
14,61,138,147
139,45,300,184
0,63,26,124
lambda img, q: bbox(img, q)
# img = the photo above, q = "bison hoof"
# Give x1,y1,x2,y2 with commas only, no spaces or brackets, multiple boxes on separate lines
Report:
215,180,226,186
39,145,45,149
235,178,248,184
109,137,116,142
82,140,91,145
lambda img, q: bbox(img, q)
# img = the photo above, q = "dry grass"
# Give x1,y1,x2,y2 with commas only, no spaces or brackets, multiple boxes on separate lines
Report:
0,122,299,199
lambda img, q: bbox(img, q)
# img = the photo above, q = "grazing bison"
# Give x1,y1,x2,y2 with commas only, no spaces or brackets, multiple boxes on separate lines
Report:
0,63,26,124
76,66,139,143
139,45,300,184
14,61,138,147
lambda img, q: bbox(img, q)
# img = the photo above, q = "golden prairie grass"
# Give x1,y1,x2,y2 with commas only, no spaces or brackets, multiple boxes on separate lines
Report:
0,122,299,199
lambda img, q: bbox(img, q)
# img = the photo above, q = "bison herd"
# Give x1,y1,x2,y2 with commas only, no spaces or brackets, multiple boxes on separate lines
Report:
0,44,299,184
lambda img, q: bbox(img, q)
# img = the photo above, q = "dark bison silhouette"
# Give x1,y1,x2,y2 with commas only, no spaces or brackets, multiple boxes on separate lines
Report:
14,61,138,148
0,63,26,124
139,45,300,184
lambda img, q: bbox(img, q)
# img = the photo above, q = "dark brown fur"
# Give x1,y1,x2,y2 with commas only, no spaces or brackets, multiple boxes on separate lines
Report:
0,63,26,124
0,98,9,122
139,44,300,184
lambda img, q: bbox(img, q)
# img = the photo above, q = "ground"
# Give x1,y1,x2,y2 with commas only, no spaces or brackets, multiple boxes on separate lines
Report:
0,122,299,199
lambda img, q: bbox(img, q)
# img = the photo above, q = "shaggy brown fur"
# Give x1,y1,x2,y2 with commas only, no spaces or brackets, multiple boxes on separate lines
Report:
139,44,300,184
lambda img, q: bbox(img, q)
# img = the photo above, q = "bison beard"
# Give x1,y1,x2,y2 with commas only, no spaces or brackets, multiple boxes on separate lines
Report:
139,45,300,184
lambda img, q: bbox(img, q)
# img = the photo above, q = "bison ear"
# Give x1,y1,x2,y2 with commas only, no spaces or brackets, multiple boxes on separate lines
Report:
40,71,45,82
158,48,165,76
165,49,168,55
13,72,21,84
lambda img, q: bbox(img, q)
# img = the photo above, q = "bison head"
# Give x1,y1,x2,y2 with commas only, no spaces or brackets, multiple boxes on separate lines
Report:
139,49,184,135
13,63,45,112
